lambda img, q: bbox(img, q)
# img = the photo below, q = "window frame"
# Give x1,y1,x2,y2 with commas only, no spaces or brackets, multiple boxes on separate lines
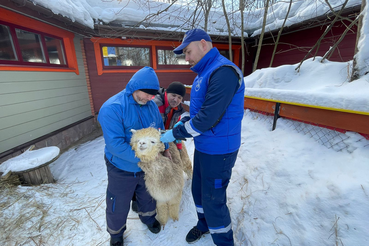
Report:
0,21,68,68
156,46,190,69
0,8,79,74
100,44,153,70
91,38,241,75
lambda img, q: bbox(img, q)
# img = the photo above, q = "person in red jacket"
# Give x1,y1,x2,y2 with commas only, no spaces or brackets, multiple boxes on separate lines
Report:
153,81,189,130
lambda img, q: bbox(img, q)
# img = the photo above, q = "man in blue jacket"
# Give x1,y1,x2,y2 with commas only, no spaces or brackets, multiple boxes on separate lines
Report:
98,66,170,246
161,29,245,246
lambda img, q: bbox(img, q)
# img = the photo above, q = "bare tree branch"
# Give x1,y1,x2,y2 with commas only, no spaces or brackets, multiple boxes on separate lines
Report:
321,16,359,62
198,0,213,32
295,0,349,72
139,0,179,23
325,1,357,25
269,0,293,67
311,0,350,58
191,1,202,29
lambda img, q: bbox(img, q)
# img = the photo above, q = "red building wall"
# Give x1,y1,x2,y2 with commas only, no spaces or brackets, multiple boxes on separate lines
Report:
255,20,357,69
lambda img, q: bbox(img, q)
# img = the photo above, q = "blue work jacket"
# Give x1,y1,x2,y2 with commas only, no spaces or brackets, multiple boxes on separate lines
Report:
188,48,245,154
98,67,165,172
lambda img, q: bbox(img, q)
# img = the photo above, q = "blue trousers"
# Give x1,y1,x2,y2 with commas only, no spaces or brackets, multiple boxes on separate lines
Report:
105,157,156,238
192,149,238,246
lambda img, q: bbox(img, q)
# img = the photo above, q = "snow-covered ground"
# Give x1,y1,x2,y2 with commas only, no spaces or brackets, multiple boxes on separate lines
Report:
1,108,368,245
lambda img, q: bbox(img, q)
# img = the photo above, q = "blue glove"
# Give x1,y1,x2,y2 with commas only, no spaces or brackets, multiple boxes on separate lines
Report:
160,130,175,143
174,121,183,128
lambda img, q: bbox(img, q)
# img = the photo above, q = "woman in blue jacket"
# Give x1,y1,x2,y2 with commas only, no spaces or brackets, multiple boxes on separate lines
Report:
98,66,170,246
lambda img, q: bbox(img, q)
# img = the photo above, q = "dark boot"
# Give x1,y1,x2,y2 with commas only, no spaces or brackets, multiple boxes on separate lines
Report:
131,192,138,213
131,200,138,213
147,219,161,234
185,226,209,243
110,236,123,246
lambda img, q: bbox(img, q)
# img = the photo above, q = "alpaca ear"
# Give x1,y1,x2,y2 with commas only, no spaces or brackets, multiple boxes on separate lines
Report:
131,129,137,134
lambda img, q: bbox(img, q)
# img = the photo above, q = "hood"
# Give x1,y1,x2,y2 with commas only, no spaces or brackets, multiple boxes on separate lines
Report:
125,66,160,95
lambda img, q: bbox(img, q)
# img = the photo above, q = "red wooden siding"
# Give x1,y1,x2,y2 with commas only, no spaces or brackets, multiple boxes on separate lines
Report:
238,43,255,76
256,20,357,69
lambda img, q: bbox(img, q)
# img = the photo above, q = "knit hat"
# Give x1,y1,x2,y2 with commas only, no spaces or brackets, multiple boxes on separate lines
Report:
173,28,212,55
166,81,186,97
139,89,158,95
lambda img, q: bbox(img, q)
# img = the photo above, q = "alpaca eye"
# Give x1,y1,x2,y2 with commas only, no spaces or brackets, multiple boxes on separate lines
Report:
151,141,156,144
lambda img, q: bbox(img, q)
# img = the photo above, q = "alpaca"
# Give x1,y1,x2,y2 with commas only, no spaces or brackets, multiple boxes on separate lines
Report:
130,127,185,226
167,141,193,179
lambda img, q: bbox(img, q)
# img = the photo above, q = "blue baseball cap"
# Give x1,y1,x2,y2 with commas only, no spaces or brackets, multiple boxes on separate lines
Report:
173,28,212,55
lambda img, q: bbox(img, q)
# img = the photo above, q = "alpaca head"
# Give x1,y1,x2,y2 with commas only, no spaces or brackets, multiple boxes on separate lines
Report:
130,127,165,162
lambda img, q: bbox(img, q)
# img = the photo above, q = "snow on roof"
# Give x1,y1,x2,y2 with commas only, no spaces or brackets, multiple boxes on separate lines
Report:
30,0,362,37
247,0,361,36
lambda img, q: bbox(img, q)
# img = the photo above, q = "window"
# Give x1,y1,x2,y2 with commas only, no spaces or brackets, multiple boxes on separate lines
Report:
0,22,67,67
157,49,187,65
45,36,66,65
156,47,190,69
16,28,46,63
0,24,17,61
102,45,151,68
219,50,233,61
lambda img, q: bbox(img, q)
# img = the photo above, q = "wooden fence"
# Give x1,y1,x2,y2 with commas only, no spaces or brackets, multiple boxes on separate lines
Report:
185,87,369,139
243,96,369,139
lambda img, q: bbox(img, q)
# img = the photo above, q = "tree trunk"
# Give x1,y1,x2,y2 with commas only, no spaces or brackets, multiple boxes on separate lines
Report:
201,0,212,32
222,0,233,62
350,0,366,81
239,0,245,73
269,0,293,67
253,0,270,72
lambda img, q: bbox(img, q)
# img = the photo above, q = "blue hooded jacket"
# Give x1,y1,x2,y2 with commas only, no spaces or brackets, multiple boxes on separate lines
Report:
98,67,165,172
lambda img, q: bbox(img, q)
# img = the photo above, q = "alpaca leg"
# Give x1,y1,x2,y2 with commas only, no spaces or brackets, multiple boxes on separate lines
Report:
168,191,182,221
156,201,169,226
180,144,193,179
